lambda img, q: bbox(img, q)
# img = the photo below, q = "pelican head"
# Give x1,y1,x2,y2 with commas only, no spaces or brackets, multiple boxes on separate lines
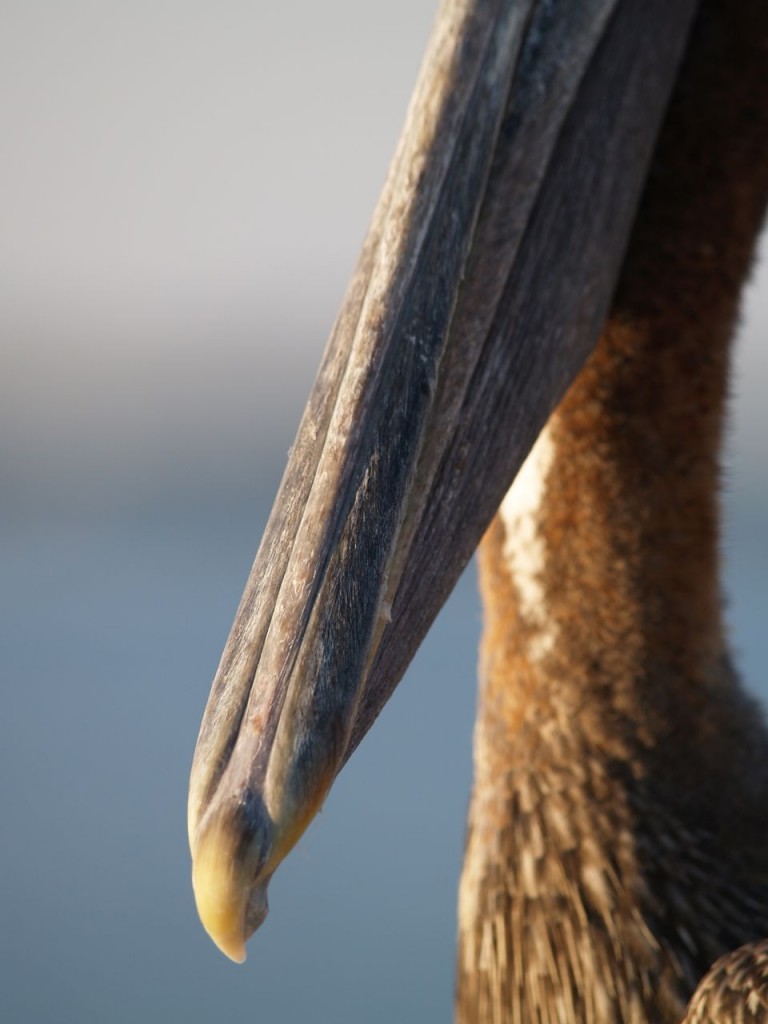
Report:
187,0,704,962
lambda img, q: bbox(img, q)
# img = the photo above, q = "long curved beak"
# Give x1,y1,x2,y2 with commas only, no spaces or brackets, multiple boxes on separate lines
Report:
188,0,698,962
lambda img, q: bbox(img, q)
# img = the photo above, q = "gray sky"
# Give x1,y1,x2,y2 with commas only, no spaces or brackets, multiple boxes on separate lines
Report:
1,2,434,486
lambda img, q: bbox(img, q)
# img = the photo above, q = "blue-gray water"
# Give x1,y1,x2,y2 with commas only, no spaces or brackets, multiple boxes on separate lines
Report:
1,456,766,1024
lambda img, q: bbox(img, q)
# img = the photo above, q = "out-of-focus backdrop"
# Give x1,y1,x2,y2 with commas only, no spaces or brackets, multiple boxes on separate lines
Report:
2,4,766,1022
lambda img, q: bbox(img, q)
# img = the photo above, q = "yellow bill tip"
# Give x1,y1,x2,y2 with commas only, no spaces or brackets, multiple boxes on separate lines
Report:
192,854,246,963
191,819,270,965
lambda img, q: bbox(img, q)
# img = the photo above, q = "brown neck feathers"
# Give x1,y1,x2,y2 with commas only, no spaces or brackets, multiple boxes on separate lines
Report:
457,1,768,1021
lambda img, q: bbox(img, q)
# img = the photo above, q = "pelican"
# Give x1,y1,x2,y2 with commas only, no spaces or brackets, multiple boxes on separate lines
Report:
188,0,768,1020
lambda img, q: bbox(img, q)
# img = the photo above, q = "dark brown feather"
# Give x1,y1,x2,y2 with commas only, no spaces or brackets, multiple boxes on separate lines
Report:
682,941,768,1024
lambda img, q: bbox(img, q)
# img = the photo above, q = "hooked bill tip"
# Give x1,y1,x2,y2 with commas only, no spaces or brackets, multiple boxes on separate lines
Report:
192,846,248,963
191,819,271,965
189,712,338,962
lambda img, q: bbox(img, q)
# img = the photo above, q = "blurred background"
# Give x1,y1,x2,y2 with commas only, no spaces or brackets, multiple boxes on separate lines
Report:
1,3,766,1022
